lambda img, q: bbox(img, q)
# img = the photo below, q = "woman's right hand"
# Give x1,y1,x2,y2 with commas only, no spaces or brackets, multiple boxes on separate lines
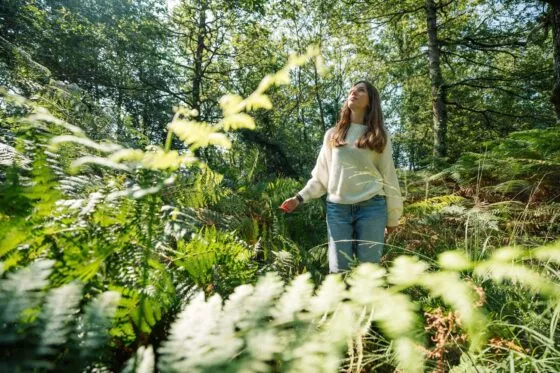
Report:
279,197,300,213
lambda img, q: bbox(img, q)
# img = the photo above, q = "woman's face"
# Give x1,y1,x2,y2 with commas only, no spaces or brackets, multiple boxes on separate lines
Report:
347,83,369,111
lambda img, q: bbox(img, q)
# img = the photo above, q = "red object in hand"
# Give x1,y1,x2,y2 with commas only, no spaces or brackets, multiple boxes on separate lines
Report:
279,198,299,213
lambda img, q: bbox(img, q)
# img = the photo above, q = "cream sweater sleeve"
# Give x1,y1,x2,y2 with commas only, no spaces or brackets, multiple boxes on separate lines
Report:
297,129,332,202
377,135,403,227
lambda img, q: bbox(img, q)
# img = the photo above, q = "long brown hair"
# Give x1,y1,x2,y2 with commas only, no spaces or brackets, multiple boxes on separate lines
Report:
329,80,387,153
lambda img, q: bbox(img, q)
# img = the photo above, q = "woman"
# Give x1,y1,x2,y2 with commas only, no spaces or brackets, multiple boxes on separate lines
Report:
280,80,403,273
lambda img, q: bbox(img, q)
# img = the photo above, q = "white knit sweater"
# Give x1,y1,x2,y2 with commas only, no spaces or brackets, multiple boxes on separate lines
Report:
297,123,403,227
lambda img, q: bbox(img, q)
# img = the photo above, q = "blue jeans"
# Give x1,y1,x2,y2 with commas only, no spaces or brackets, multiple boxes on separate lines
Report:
326,195,387,273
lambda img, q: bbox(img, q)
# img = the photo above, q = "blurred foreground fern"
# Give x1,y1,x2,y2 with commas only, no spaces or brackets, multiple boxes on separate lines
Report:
0,260,120,372
146,239,559,373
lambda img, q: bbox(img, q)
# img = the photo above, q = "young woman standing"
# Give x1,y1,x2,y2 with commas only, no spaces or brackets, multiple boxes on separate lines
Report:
280,80,403,273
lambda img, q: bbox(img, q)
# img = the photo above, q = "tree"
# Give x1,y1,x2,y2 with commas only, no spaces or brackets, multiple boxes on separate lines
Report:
426,0,448,162
539,0,560,124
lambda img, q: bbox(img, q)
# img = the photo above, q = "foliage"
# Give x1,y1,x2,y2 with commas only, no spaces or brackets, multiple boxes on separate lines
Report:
1,1,559,371
174,226,258,295
431,127,560,201
0,260,120,372
1,46,328,371
148,239,559,373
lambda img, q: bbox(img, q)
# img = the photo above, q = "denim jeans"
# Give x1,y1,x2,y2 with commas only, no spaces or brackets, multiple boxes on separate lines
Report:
326,195,387,273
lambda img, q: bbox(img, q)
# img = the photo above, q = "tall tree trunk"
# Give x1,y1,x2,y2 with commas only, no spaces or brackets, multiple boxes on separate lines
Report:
312,57,327,132
116,89,124,140
291,8,308,143
425,0,448,163
192,0,207,159
297,68,308,143
192,0,207,117
548,0,560,123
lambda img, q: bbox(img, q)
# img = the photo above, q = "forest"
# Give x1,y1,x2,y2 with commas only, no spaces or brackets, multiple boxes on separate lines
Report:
1,0,559,372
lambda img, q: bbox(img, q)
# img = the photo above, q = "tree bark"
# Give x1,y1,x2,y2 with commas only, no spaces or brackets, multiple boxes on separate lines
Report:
312,59,327,132
192,0,207,116
425,0,448,162
547,0,560,124
191,0,207,160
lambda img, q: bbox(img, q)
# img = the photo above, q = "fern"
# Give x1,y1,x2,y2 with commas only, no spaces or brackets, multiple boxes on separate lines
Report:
0,260,120,372
0,259,54,326
483,179,532,194
150,239,560,373
407,195,466,215
174,226,257,295
432,127,560,204
36,283,82,358
74,291,121,366
155,265,420,372
122,345,155,373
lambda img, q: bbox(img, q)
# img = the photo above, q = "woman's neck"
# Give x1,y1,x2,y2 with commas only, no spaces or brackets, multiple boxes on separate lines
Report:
350,110,365,124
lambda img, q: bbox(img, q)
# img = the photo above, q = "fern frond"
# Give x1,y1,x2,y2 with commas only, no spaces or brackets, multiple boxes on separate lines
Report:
122,345,155,373
158,292,241,372
271,272,313,324
308,274,346,316
407,195,466,214
0,260,54,325
238,271,285,326
37,283,82,357
77,291,121,362
475,260,560,301
533,240,560,264
484,180,532,194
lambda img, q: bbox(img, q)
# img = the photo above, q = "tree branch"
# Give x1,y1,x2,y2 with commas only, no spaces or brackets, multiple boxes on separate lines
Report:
445,100,553,122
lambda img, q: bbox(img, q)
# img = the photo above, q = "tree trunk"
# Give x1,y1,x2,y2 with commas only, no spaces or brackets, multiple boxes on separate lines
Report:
192,0,207,159
425,0,448,162
548,0,560,124
192,0,207,116
297,68,308,143
312,59,327,132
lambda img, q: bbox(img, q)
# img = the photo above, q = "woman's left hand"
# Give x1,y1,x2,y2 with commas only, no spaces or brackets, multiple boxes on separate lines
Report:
385,226,397,235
